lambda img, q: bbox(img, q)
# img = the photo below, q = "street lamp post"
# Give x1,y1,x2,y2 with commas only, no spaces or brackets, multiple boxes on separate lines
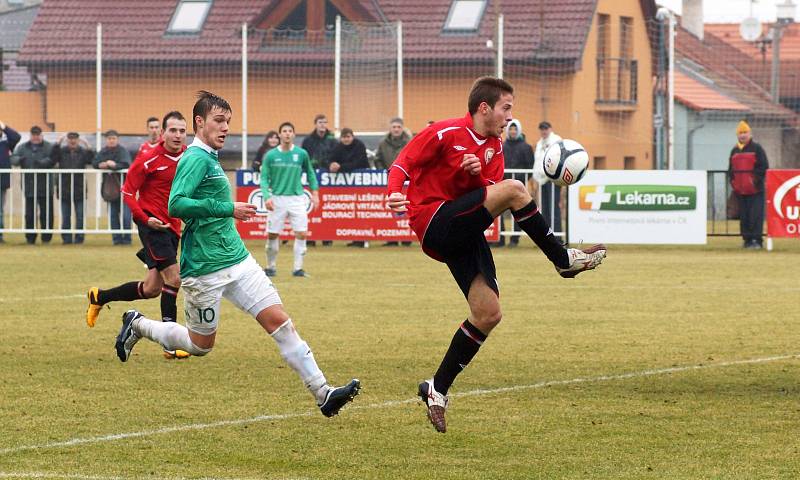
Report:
771,0,797,103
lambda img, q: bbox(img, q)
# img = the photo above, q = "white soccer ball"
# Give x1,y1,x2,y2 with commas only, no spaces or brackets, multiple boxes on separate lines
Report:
542,139,589,187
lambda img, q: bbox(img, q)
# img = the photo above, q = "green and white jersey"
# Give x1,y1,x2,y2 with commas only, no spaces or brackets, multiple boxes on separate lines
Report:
260,144,319,200
168,137,249,278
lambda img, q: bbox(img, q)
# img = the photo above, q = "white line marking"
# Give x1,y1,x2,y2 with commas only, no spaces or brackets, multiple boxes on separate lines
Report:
0,354,795,456
0,294,84,303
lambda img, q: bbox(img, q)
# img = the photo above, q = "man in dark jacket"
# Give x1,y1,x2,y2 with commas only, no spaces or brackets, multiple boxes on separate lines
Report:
52,132,94,244
728,120,768,249
498,119,535,247
0,120,21,242
301,114,337,169
11,126,54,244
327,128,369,173
94,129,132,245
373,118,411,170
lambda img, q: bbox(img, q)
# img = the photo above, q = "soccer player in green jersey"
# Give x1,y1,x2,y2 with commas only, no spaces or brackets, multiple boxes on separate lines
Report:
261,122,319,278
114,91,360,417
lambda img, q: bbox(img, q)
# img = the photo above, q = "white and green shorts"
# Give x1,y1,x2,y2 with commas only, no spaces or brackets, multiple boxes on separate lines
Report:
182,255,282,335
267,194,309,234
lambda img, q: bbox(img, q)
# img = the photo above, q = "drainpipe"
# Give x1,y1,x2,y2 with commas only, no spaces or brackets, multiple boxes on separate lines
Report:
686,112,705,170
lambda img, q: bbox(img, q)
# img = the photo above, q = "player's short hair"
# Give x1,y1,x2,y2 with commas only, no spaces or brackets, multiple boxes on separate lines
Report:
278,121,295,133
146,116,159,125
468,77,514,115
162,111,186,131
192,90,232,132
314,114,327,123
340,127,354,137
390,117,403,126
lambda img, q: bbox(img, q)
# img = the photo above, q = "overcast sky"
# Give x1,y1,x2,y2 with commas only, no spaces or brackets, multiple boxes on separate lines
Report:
656,0,799,23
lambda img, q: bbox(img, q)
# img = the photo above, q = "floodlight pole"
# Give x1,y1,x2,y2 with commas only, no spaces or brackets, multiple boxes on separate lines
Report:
397,21,403,119
667,13,675,170
96,22,102,153
496,14,504,78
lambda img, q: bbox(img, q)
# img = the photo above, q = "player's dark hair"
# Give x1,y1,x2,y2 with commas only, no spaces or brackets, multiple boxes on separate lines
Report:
146,116,159,125
192,90,232,132
162,111,185,131
278,121,295,132
468,77,514,115
313,114,327,123
340,127,354,137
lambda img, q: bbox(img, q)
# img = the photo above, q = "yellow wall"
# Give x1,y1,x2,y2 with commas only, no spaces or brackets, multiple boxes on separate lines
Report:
0,91,46,131
570,0,655,169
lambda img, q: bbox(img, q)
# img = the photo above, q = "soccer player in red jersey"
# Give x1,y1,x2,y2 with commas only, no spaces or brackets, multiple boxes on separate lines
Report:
86,111,190,359
386,77,607,433
134,116,162,163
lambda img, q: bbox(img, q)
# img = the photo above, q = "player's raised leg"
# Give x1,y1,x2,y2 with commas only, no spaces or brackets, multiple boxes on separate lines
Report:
484,179,606,277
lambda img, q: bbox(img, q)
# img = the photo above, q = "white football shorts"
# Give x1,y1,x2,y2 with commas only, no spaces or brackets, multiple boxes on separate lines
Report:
267,195,309,234
182,255,283,335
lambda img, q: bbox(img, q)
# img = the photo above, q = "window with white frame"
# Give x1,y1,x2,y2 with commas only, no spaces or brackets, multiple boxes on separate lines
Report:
167,0,212,33
443,0,487,32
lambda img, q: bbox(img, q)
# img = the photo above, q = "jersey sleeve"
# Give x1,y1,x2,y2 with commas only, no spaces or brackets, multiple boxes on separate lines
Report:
302,149,319,191
169,154,234,219
387,128,441,194
121,157,149,224
259,150,272,200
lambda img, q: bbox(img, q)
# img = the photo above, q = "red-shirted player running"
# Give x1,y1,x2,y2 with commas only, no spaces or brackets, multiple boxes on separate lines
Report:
386,77,607,433
86,111,190,360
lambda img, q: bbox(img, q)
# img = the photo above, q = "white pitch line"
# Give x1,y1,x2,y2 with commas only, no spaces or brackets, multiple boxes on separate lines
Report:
0,294,84,303
0,353,796,456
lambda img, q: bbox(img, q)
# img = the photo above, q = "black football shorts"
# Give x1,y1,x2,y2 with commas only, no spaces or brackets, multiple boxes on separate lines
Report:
422,187,498,299
135,221,179,271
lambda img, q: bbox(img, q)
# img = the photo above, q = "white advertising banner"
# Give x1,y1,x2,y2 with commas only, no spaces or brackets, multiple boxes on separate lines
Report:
568,170,707,244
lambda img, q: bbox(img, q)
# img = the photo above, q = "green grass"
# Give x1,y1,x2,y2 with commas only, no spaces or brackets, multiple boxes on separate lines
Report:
0,235,799,479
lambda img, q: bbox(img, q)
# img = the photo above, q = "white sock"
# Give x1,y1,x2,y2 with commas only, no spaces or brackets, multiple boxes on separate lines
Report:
270,318,328,403
133,316,210,356
267,237,280,269
293,238,307,271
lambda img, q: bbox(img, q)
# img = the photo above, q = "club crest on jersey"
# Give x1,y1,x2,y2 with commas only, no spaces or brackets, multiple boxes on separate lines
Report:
485,148,495,164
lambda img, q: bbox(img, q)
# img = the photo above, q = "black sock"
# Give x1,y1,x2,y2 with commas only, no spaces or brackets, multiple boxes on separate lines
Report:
160,284,179,322
433,320,488,395
97,281,144,304
512,200,569,268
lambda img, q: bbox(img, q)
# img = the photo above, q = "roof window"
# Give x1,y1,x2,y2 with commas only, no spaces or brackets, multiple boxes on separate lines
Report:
443,0,487,32
168,0,212,33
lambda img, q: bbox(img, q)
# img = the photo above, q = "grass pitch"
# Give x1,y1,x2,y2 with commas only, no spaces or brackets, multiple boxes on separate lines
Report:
0,235,798,479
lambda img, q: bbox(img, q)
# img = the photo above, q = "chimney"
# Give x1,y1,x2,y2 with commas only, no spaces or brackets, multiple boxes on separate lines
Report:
682,0,704,40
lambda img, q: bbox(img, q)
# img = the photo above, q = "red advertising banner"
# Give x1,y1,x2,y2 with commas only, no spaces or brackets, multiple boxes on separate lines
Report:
235,169,499,242
766,169,800,238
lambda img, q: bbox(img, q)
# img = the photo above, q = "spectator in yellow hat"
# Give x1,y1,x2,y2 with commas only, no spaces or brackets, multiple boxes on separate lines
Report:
728,120,768,249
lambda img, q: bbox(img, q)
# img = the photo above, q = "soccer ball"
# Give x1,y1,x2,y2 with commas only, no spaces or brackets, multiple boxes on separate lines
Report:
542,139,589,187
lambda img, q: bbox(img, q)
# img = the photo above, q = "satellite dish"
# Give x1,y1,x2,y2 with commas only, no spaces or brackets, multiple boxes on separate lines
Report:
740,16,762,42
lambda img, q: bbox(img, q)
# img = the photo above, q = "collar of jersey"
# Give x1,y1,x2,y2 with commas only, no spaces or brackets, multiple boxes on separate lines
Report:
463,112,489,145
189,136,218,156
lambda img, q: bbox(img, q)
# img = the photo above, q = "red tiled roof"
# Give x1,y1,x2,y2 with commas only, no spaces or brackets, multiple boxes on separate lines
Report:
675,25,798,125
673,71,749,111
18,0,598,68
705,23,800,61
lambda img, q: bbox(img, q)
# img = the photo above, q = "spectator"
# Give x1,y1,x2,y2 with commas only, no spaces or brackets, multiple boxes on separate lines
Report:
0,120,21,243
252,130,279,172
134,116,162,163
729,120,768,249
373,117,410,170
52,132,94,244
533,121,563,233
301,114,337,169
328,128,369,247
327,128,368,173
10,125,53,244
374,118,412,246
500,119,535,248
94,129,132,245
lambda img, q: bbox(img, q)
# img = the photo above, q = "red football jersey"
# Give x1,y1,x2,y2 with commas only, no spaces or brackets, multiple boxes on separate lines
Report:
134,139,160,164
122,141,186,237
387,113,504,242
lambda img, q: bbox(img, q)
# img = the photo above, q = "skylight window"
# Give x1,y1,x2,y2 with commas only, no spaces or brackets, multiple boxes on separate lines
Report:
444,0,487,32
168,1,212,33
